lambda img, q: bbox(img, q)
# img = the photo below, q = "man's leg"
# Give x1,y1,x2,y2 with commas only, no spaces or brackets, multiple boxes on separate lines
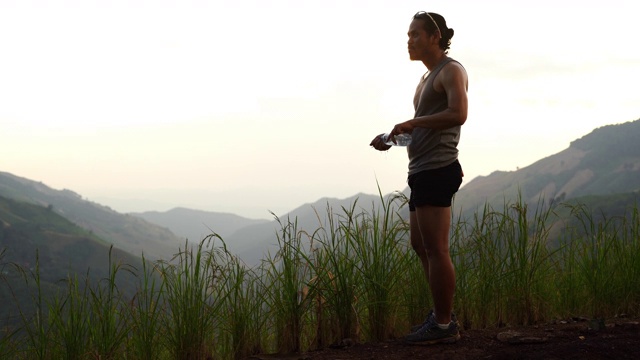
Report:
415,204,455,325
410,210,430,283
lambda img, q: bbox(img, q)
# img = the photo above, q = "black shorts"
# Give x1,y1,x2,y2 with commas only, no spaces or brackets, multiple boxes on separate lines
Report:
408,160,463,210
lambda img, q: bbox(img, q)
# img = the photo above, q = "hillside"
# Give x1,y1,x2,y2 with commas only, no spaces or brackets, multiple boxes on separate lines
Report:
0,172,183,260
132,192,396,266
224,192,400,265
0,195,142,323
454,119,640,217
132,207,268,244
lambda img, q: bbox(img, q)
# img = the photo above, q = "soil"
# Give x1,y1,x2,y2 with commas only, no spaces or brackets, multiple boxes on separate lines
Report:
247,317,640,360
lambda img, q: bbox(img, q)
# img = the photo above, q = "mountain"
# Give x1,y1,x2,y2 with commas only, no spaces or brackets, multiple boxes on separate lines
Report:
132,207,268,245
135,119,640,266
220,119,640,265
131,193,398,266
0,172,183,260
2,118,638,268
224,192,398,265
0,195,142,284
453,119,640,217
0,195,142,323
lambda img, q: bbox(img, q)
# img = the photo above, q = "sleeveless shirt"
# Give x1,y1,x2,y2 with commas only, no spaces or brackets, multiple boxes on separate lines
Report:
407,57,462,175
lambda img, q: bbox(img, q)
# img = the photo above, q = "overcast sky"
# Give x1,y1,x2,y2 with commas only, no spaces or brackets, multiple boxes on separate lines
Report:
1,0,638,219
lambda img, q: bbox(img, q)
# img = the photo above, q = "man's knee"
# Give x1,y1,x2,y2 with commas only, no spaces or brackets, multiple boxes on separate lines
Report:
425,247,451,261
410,237,428,258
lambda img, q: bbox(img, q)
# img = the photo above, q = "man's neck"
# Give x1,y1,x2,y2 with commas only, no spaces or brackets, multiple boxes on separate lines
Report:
422,52,447,71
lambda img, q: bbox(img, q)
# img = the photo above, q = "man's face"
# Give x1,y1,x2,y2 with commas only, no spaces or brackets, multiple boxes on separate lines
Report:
407,19,434,61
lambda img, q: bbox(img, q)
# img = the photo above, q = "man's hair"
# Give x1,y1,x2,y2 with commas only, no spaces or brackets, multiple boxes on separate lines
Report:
413,12,454,54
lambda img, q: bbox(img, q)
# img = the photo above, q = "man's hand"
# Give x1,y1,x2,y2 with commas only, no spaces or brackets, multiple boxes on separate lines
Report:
388,120,415,139
369,134,392,151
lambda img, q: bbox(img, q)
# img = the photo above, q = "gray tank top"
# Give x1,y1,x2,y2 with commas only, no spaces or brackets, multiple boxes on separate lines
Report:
407,57,462,175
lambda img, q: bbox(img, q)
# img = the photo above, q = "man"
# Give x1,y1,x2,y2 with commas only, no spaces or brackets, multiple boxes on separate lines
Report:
370,11,468,344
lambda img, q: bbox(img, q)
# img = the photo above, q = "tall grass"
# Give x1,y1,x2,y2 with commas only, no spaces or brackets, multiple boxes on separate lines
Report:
0,248,17,359
127,254,164,360
501,198,558,325
308,203,362,347
0,321,14,360
346,194,411,342
452,203,510,328
556,203,640,318
87,247,132,358
615,206,640,314
13,252,53,360
262,216,313,354
2,195,639,359
48,273,92,359
217,251,266,360
159,237,227,360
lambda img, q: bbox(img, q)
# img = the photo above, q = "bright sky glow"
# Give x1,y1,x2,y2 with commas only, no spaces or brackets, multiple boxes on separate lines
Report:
1,0,639,219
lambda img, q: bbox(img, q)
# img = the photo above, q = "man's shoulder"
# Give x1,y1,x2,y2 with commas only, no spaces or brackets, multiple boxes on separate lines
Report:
444,58,465,71
435,58,468,90
441,58,467,79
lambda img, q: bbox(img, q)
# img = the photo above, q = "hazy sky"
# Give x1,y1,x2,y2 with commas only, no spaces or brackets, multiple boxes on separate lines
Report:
1,0,639,219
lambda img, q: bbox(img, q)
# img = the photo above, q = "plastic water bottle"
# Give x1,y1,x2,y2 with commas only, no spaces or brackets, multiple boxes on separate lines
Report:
382,133,412,146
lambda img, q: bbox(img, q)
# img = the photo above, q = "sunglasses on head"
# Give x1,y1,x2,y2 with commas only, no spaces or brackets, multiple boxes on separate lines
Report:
414,11,441,39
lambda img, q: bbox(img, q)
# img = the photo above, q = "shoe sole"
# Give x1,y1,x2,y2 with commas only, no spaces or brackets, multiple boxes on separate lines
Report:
410,322,460,333
405,332,461,345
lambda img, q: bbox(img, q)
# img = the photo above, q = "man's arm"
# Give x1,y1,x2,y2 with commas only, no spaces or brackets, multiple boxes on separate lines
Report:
389,62,468,136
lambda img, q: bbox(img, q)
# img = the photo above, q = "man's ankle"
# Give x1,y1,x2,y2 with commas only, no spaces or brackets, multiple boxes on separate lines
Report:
433,312,451,325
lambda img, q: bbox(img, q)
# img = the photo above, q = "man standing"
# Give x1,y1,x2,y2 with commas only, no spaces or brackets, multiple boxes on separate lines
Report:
370,11,468,344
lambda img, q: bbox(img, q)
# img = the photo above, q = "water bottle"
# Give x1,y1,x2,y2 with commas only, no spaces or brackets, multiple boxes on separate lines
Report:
382,133,412,146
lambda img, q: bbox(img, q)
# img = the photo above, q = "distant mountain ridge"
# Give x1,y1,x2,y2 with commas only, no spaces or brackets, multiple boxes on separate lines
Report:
132,207,269,244
1,118,638,268
0,194,142,280
135,192,392,265
227,192,391,264
454,119,640,216
130,119,640,266
0,171,182,260
0,195,142,323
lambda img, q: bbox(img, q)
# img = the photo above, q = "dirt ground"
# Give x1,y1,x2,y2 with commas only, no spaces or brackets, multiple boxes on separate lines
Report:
248,317,640,360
